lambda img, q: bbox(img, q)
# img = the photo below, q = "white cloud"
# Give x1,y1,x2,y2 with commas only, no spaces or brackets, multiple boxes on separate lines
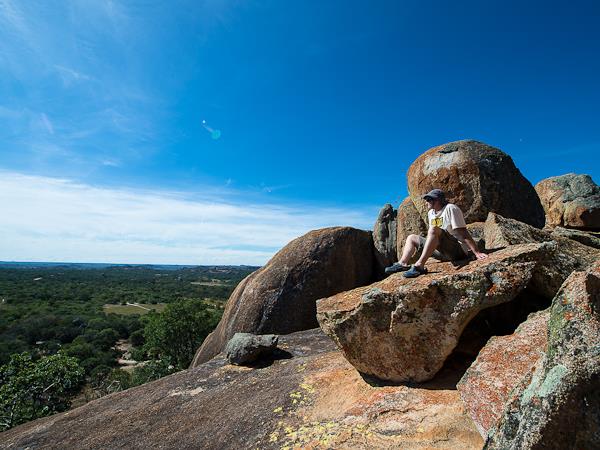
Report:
0,172,374,265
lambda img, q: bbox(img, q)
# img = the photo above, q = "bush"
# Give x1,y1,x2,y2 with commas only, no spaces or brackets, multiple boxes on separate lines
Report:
0,352,84,431
129,329,145,347
130,358,176,386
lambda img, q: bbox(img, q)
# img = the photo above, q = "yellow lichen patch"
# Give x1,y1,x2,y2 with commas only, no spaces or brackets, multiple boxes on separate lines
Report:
296,363,307,372
273,406,283,413
269,431,279,443
300,383,315,394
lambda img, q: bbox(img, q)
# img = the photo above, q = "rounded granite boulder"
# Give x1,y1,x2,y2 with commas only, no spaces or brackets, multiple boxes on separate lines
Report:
191,226,375,366
407,140,545,227
535,173,600,230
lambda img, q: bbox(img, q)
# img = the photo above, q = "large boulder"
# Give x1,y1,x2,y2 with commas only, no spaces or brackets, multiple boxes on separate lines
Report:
317,243,553,383
483,212,599,298
485,262,600,449
535,173,600,230
396,197,428,262
191,227,375,366
373,203,397,273
407,140,545,227
457,310,549,437
1,329,483,450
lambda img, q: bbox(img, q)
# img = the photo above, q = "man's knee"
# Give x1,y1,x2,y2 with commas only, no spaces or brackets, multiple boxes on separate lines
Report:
428,226,442,237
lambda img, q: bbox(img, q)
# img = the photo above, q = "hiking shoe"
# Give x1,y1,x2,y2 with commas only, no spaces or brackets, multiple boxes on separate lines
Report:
385,262,411,274
403,265,428,278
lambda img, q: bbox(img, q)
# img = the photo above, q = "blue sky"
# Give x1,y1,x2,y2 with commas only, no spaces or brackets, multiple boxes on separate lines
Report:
1,0,599,264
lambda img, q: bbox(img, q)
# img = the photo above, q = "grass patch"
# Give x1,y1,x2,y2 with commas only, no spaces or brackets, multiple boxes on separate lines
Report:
103,303,167,316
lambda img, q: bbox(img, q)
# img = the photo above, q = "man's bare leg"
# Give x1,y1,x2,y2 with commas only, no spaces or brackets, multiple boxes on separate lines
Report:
414,226,441,269
399,234,420,265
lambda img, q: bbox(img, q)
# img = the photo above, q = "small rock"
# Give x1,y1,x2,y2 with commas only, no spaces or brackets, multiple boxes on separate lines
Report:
373,204,397,273
225,333,279,365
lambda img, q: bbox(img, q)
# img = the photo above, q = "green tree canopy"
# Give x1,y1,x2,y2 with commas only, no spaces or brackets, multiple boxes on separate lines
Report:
143,299,221,368
0,352,85,431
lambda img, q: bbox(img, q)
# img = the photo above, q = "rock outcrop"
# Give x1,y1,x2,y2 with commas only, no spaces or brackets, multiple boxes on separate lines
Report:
225,333,279,365
395,197,428,262
535,173,600,230
191,227,375,366
551,226,600,249
485,262,600,449
457,310,549,437
1,329,483,450
373,203,397,273
317,243,553,383
407,140,545,227
484,212,599,298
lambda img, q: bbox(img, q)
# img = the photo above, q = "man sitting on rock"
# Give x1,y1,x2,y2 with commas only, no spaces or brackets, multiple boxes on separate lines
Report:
386,189,488,278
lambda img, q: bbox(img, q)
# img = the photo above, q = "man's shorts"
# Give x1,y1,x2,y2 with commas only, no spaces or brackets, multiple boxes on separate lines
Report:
416,230,468,262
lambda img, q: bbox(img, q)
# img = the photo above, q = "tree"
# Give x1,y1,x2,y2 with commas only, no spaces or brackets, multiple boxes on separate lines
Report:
143,299,221,368
0,352,84,431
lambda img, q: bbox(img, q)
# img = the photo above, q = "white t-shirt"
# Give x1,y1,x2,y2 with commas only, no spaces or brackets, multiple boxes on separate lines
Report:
427,203,469,252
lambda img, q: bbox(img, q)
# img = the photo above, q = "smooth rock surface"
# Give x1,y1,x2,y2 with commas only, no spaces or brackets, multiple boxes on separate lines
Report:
373,203,397,274
1,329,483,450
407,140,545,227
225,333,278,365
317,243,550,383
457,310,549,437
191,227,375,366
395,197,428,262
535,173,600,230
483,212,600,297
485,262,600,449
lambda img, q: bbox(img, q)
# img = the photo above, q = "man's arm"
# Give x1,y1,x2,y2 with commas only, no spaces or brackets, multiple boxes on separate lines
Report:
454,228,488,260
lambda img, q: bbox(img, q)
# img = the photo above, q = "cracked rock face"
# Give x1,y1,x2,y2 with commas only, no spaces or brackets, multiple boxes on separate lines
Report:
457,310,549,437
407,140,545,227
483,212,600,298
317,243,550,383
535,173,600,230
485,261,600,449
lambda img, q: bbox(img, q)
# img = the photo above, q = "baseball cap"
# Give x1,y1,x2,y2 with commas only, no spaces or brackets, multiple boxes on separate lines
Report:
422,189,445,201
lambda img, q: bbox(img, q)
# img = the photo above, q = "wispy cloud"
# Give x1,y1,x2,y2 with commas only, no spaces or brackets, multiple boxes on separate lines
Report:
40,113,54,134
0,171,373,265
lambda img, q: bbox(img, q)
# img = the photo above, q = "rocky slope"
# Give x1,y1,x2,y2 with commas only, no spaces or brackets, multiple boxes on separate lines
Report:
1,329,483,450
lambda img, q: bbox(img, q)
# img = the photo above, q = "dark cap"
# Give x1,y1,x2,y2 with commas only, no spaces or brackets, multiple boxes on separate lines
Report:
422,189,445,201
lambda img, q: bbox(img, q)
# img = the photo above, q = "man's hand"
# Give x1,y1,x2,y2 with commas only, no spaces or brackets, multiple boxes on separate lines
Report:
473,251,488,260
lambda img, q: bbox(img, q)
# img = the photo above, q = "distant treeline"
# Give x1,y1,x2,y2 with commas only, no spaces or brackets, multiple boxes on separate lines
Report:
0,264,257,364
0,264,257,430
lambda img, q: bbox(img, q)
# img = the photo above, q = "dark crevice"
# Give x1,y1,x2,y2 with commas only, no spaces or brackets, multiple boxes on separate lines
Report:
416,287,552,390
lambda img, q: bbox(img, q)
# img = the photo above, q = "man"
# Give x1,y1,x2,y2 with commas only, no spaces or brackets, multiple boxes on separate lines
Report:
386,189,488,278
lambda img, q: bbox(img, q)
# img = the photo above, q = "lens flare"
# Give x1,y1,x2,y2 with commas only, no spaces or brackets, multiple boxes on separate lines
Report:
202,120,221,140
